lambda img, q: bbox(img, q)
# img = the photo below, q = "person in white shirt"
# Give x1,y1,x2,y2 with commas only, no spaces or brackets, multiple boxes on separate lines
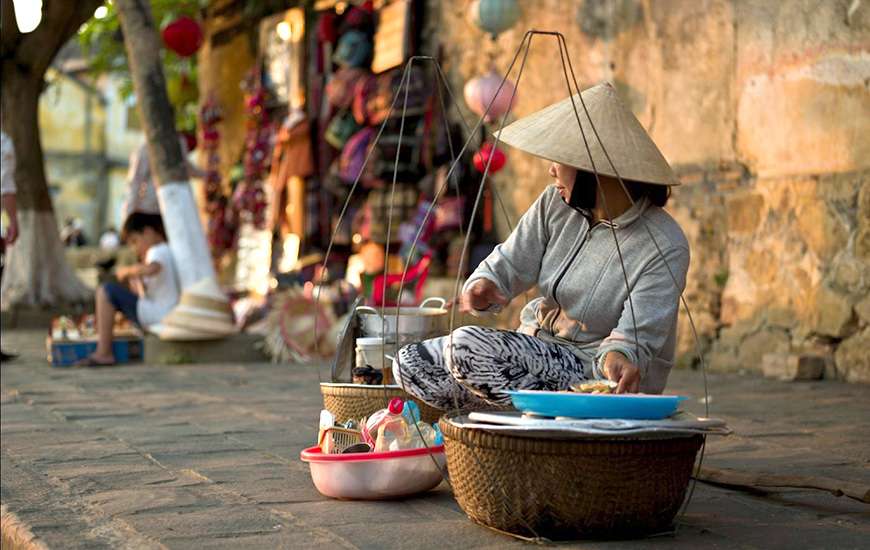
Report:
1,130,19,363
122,138,204,217
1,130,18,246
78,213,180,366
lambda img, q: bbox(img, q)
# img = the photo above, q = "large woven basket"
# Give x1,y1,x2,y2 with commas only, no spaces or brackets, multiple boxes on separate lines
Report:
439,418,702,539
320,383,444,424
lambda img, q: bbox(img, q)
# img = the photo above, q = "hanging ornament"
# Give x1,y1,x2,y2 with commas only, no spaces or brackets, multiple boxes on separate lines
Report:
180,130,197,152
467,0,521,39
199,96,236,259
162,16,203,57
473,141,506,174
317,11,337,44
234,80,271,229
464,69,517,123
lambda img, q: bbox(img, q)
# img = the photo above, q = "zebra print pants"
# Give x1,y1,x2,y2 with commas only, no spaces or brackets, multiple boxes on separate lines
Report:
393,326,593,410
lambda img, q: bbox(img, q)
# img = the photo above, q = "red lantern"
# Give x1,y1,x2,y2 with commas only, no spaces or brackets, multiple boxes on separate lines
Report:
473,142,507,174
162,16,203,58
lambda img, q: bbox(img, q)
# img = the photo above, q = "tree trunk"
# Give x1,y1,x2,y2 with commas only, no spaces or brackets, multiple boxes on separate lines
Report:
115,0,217,289
0,0,101,310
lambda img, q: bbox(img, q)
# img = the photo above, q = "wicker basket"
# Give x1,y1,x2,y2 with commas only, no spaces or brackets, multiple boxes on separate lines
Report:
439,417,703,539
320,383,444,424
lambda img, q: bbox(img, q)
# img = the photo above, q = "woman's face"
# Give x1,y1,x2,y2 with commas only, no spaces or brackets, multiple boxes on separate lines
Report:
548,162,577,202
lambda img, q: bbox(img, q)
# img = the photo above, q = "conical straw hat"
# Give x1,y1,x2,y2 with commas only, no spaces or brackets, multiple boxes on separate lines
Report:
158,277,238,340
495,82,679,186
150,323,227,341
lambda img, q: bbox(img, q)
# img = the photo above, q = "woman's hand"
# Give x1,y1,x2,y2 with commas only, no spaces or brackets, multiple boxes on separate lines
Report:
603,351,641,393
460,278,508,313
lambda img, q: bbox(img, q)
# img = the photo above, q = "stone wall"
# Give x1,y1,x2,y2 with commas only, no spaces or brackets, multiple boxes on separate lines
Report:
426,0,870,382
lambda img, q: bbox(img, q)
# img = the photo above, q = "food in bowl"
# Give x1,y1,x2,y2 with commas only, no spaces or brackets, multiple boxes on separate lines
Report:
571,380,618,394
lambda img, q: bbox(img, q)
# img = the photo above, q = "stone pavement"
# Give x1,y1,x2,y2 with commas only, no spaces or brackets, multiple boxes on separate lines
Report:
1,329,868,549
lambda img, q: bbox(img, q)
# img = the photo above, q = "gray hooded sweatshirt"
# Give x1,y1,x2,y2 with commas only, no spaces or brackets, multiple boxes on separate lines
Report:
464,185,690,394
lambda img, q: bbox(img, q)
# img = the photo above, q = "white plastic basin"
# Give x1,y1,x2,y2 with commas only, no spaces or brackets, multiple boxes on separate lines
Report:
300,445,446,500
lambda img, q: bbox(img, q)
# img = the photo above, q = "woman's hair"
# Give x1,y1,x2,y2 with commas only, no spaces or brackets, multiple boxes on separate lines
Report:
574,171,671,208
121,212,166,241
625,180,670,207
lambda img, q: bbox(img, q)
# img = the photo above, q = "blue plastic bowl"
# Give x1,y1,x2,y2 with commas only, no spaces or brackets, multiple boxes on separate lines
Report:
506,390,687,420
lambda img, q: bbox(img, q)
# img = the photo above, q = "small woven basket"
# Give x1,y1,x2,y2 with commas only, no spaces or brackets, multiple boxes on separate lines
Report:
320,383,444,424
439,417,702,539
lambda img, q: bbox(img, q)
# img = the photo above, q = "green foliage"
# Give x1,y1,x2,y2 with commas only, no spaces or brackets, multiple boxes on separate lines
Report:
77,0,208,132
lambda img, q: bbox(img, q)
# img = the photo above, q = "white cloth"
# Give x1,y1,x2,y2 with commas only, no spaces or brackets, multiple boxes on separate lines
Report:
136,242,181,328
1,131,15,196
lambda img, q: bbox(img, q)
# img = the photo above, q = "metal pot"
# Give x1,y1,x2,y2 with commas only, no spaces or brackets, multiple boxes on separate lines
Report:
356,297,448,342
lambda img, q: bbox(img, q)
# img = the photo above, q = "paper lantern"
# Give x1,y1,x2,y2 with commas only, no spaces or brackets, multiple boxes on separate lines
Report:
473,142,506,174
162,16,203,58
463,70,517,122
468,0,521,38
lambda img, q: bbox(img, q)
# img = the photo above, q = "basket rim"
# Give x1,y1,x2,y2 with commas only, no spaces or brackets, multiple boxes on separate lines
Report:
440,417,704,454
320,383,406,389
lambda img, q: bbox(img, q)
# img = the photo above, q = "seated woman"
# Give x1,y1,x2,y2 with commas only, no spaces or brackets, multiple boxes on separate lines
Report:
78,213,180,366
394,83,689,410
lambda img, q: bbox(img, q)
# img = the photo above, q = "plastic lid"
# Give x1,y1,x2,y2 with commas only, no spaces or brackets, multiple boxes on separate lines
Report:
388,398,404,415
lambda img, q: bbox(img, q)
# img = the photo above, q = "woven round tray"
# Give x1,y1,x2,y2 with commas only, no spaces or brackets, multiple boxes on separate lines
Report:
320,383,444,424
439,417,703,539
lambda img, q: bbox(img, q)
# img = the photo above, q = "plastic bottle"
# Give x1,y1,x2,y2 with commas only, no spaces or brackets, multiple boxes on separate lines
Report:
364,399,401,440
407,421,439,448
374,398,411,452
402,400,421,424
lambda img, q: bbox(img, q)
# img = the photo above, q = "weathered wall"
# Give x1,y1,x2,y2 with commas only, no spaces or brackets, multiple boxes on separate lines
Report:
197,18,256,188
428,0,870,382
39,69,108,241
39,70,143,238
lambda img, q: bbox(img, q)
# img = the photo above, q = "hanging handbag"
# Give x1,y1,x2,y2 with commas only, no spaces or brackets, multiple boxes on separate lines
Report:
324,109,361,149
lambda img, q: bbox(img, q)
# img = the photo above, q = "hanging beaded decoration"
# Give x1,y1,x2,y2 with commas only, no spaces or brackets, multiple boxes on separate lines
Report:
234,76,271,229
199,95,236,259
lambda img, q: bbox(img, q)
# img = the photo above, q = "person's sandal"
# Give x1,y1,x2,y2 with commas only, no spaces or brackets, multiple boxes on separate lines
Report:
74,356,116,367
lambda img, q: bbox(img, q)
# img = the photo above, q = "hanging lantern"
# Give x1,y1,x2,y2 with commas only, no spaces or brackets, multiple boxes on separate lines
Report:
473,142,506,174
162,16,203,57
464,69,517,123
467,0,521,39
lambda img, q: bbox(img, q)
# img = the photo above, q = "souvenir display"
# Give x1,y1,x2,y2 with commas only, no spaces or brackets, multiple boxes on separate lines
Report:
199,96,236,259
234,81,271,228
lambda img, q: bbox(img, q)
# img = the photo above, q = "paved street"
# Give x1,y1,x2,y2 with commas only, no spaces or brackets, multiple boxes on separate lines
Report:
1,329,868,549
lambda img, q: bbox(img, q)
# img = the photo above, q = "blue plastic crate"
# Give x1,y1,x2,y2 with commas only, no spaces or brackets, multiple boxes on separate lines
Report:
48,337,143,367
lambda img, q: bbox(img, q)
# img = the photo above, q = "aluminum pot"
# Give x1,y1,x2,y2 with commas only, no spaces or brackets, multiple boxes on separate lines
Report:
356,297,448,342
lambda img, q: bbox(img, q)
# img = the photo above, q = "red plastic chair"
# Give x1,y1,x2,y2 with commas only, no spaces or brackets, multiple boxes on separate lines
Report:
367,254,432,307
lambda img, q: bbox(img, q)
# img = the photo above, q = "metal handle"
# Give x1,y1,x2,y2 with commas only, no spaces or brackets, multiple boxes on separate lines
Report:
419,297,447,310
355,306,384,320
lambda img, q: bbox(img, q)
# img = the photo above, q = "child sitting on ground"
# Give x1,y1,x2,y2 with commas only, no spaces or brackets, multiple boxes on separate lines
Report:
78,213,179,366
